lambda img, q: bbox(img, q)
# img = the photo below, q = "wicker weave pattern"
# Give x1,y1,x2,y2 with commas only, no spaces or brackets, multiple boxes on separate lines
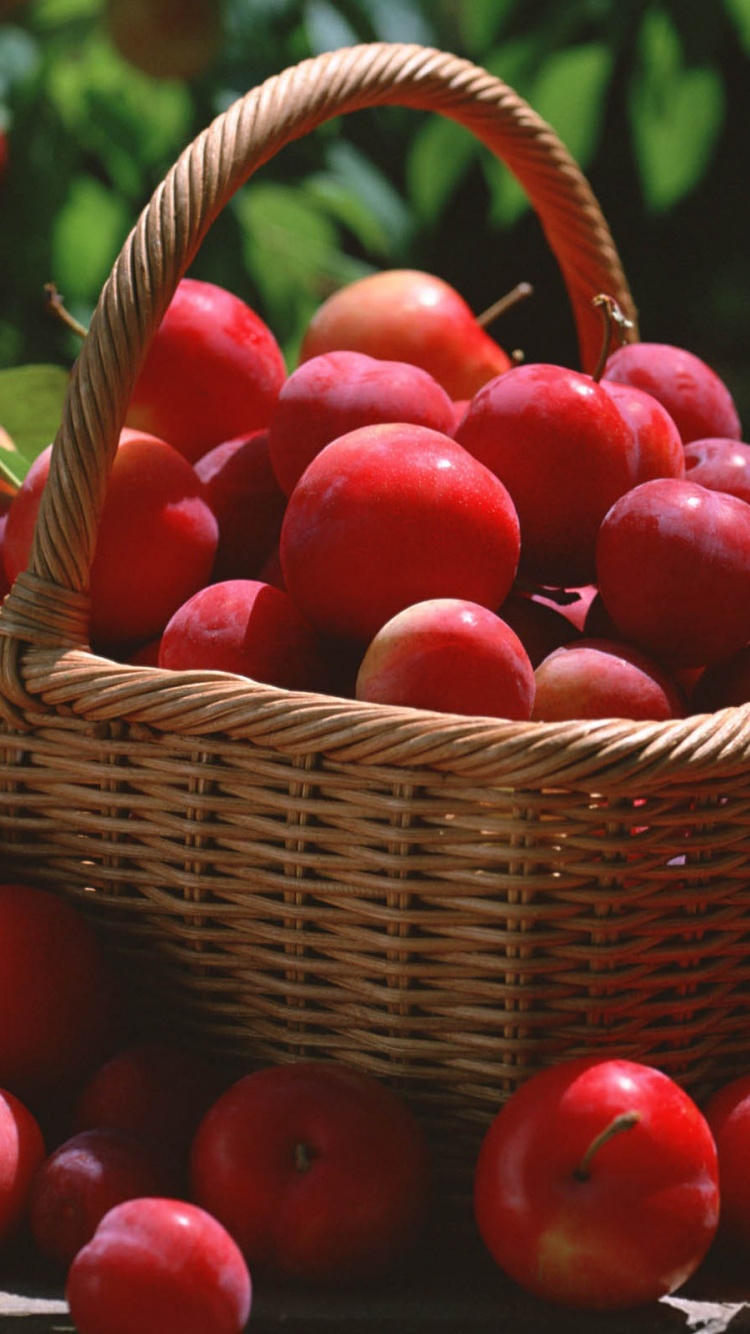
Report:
0,44,749,1200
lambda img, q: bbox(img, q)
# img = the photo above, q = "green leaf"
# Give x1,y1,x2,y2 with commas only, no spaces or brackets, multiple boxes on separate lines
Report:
453,0,518,55
51,175,131,302
365,0,435,45
315,140,413,255
33,0,101,24
0,25,39,101
406,115,479,226
629,8,726,212
480,38,546,228
234,182,374,366
525,43,614,169
0,364,70,484
303,0,360,53
723,0,750,54
481,41,614,230
45,31,192,198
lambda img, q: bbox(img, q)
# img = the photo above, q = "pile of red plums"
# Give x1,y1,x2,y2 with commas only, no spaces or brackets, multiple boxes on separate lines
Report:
3,266,747,725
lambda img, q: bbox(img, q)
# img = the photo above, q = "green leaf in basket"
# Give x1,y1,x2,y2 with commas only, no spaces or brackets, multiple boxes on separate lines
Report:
0,364,69,488
629,8,726,213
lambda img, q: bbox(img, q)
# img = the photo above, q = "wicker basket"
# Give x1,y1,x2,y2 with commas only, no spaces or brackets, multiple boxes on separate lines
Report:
1,42,750,1207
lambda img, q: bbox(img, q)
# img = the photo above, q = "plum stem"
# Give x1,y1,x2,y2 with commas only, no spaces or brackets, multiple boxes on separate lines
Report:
477,281,534,329
574,1110,641,1181
591,293,634,382
44,282,88,340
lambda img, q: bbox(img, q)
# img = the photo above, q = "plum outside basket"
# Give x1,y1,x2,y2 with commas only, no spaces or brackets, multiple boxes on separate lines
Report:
2,43,750,1215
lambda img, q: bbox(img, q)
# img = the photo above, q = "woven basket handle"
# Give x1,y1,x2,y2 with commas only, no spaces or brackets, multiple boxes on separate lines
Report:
10,41,637,628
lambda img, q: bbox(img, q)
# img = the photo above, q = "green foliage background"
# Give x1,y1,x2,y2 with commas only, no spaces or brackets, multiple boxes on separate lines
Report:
1,0,749,436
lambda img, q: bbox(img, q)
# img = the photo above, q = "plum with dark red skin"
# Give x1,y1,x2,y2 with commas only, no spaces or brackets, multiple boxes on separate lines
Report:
195,430,287,580
159,579,330,692
268,350,456,496
682,437,750,505
126,277,286,463
29,1128,184,1268
455,363,637,587
596,477,750,668
603,342,741,445
280,422,521,644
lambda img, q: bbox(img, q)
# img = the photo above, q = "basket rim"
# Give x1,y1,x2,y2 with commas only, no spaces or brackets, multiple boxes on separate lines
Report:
4,642,748,793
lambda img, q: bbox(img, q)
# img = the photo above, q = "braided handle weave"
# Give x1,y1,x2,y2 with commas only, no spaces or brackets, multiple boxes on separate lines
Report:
21,41,635,608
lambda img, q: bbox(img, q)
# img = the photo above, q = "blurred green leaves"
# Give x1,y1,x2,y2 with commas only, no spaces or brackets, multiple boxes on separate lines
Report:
0,0,748,389
629,9,726,212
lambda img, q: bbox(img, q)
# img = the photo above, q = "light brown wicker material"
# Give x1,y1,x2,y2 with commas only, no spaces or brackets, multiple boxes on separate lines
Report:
1,44,748,1204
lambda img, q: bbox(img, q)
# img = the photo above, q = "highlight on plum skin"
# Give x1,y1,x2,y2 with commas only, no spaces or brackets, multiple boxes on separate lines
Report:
279,421,522,644
65,1196,252,1334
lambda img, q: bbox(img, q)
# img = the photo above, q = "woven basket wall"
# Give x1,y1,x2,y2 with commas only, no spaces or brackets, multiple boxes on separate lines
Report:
1,42,750,1207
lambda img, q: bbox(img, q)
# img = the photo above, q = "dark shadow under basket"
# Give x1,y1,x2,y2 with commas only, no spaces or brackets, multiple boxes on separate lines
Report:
2,43,750,1210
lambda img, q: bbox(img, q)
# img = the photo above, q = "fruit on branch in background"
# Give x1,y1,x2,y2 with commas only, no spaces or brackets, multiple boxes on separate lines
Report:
0,1089,45,1246
190,1061,431,1282
596,477,750,667
355,598,536,720
159,579,330,693
125,278,286,463
0,883,116,1101
682,437,750,504
66,1197,252,1334
279,423,521,643
29,1128,183,1268
603,342,741,444
298,269,512,401
268,350,455,496
455,363,636,587
3,429,219,654
72,1042,230,1161
600,381,685,483
532,638,685,721
194,431,287,580
104,0,222,82
474,1056,719,1311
